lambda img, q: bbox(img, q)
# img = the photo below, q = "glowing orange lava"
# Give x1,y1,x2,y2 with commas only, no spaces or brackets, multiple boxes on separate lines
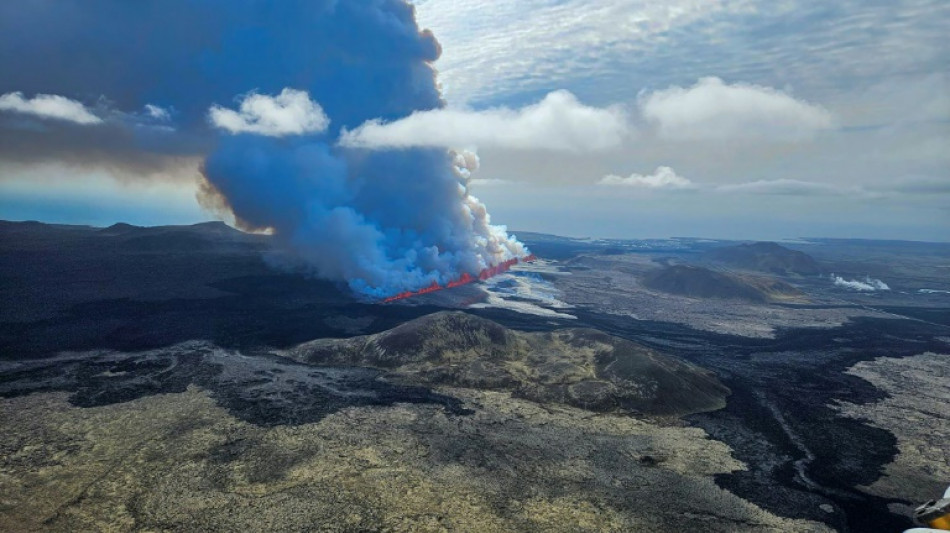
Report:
382,254,538,303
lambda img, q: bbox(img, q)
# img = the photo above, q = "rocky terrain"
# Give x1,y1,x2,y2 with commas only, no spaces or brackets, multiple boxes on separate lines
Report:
553,253,894,338
0,385,828,532
285,312,730,417
835,352,950,508
0,313,825,533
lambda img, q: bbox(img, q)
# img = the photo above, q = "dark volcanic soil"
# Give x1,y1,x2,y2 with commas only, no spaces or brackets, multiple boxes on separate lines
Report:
0,342,469,426
6,303,937,531
473,307,948,533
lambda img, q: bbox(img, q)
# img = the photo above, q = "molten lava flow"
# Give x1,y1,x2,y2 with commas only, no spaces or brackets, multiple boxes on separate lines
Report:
446,273,474,288
382,254,538,303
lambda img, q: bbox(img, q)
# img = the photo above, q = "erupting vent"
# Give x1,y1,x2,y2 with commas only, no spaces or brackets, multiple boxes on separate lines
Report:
383,254,537,303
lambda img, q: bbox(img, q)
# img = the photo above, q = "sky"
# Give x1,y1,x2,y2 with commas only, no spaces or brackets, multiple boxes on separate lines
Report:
0,0,948,241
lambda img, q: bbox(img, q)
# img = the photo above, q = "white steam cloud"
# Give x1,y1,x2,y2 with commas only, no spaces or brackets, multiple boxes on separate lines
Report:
209,88,330,137
639,77,832,141
831,274,890,291
0,91,103,125
339,90,628,152
599,166,695,189
452,149,528,266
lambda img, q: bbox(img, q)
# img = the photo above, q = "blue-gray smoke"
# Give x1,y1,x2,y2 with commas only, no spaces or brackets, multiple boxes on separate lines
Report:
0,0,526,297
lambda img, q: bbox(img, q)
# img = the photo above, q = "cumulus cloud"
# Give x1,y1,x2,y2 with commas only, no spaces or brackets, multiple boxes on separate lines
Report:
599,166,694,189
0,91,102,125
831,274,890,291
339,90,628,152
209,88,329,137
639,77,832,141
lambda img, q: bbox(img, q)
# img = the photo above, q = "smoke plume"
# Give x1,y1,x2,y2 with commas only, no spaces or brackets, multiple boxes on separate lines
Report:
201,137,526,297
194,6,528,298
0,0,528,298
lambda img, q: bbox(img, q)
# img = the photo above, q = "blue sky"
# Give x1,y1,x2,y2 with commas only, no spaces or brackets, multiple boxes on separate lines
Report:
0,0,947,241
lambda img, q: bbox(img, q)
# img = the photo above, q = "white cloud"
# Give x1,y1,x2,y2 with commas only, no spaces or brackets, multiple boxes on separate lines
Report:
339,90,629,152
144,104,171,121
639,77,832,141
598,166,695,189
0,91,102,125
208,88,329,137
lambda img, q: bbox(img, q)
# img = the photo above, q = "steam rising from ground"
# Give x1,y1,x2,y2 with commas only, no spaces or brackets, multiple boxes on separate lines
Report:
831,274,890,291
201,132,526,299
472,270,576,319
